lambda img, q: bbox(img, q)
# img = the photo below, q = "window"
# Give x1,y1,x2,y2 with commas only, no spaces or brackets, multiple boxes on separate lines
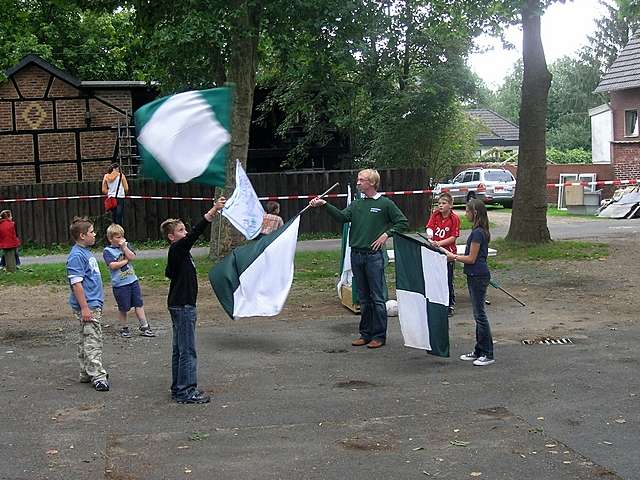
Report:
625,110,639,137
472,172,480,181
484,171,514,182
462,172,474,182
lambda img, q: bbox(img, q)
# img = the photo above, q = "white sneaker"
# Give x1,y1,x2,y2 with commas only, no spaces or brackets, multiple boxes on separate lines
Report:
473,356,495,366
459,352,478,361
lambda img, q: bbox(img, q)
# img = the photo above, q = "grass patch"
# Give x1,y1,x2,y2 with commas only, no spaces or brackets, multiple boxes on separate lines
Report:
0,239,608,288
17,238,210,257
298,232,340,241
0,250,344,288
18,241,71,257
491,238,608,261
546,206,600,218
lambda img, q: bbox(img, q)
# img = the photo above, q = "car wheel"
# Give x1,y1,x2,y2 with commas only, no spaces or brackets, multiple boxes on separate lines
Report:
466,191,476,203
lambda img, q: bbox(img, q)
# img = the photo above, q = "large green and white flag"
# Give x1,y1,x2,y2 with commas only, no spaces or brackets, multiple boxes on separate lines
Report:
135,87,232,186
394,233,450,357
210,216,300,318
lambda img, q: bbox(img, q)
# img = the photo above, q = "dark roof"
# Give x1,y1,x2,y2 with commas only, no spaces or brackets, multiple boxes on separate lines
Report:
4,54,149,89
466,109,519,144
595,34,640,93
4,54,81,87
81,81,149,89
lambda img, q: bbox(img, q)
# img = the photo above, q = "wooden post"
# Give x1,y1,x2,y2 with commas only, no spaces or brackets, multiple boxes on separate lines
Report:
3,248,17,273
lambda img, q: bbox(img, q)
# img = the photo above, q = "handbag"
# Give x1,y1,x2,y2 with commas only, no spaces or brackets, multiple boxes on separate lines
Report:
104,174,122,212
104,196,117,211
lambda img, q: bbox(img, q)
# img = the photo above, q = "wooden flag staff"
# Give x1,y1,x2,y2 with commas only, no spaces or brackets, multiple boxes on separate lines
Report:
298,182,340,216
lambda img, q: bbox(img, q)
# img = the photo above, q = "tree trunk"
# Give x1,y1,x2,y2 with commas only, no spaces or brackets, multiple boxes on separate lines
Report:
506,0,552,243
209,1,261,259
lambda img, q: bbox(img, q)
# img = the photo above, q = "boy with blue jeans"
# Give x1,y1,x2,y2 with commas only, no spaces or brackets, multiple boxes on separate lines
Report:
66,217,109,391
161,197,225,404
103,223,155,338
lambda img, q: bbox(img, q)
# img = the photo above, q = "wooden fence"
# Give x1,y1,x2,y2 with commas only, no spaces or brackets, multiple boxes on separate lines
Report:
0,168,432,246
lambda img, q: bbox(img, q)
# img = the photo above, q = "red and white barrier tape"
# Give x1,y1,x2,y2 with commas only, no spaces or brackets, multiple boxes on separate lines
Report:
0,179,638,204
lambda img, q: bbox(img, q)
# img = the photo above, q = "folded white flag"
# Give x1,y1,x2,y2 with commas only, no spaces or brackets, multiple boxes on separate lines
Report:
222,160,265,240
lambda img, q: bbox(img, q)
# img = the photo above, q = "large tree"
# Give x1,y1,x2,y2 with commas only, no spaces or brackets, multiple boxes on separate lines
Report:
504,0,565,243
133,0,266,256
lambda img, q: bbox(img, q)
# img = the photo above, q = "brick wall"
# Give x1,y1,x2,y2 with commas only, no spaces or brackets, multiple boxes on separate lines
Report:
0,135,34,163
0,80,19,99
0,165,36,184
80,130,116,159
15,100,54,130
0,103,12,131
95,90,132,113
38,132,76,161
56,99,86,129
611,143,640,180
82,160,112,181
0,62,136,186
13,65,49,98
48,77,79,98
40,164,79,183
89,98,128,127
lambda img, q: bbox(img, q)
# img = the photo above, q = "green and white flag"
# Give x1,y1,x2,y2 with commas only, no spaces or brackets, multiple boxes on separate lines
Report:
210,216,300,318
394,233,450,357
337,184,356,301
135,87,232,186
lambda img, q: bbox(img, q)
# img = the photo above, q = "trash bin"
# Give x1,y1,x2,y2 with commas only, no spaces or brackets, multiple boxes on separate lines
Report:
584,190,601,215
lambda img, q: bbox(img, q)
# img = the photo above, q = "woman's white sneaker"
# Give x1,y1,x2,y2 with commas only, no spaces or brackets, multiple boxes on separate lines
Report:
473,356,495,366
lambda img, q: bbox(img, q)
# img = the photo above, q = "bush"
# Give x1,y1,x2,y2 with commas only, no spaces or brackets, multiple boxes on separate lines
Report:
545,147,592,164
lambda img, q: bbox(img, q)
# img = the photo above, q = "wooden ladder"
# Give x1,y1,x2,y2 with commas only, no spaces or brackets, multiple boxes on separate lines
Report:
117,113,140,177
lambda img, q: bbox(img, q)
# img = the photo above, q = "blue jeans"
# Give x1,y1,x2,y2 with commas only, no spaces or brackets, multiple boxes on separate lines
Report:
467,275,493,358
169,305,198,400
0,249,20,267
447,260,455,307
351,250,388,342
112,198,125,226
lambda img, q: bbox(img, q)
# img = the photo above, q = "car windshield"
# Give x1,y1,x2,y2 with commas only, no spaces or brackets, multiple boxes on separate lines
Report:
484,171,514,182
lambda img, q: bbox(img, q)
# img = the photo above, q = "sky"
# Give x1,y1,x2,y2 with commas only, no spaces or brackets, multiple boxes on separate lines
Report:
469,0,610,90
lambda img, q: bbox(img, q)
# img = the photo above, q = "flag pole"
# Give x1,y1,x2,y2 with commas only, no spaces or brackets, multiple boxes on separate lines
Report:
298,182,340,216
490,280,526,306
215,186,222,257
216,214,222,257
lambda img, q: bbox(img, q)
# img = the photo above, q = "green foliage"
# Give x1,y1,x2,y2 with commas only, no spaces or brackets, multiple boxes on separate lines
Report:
259,1,503,172
484,60,522,123
545,56,605,150
0,2,143,81
583,0,640,73
545,147,592,164
546,120,592,152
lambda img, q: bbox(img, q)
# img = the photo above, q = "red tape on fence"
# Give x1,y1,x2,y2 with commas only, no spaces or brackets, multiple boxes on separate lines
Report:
0,178,638,204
